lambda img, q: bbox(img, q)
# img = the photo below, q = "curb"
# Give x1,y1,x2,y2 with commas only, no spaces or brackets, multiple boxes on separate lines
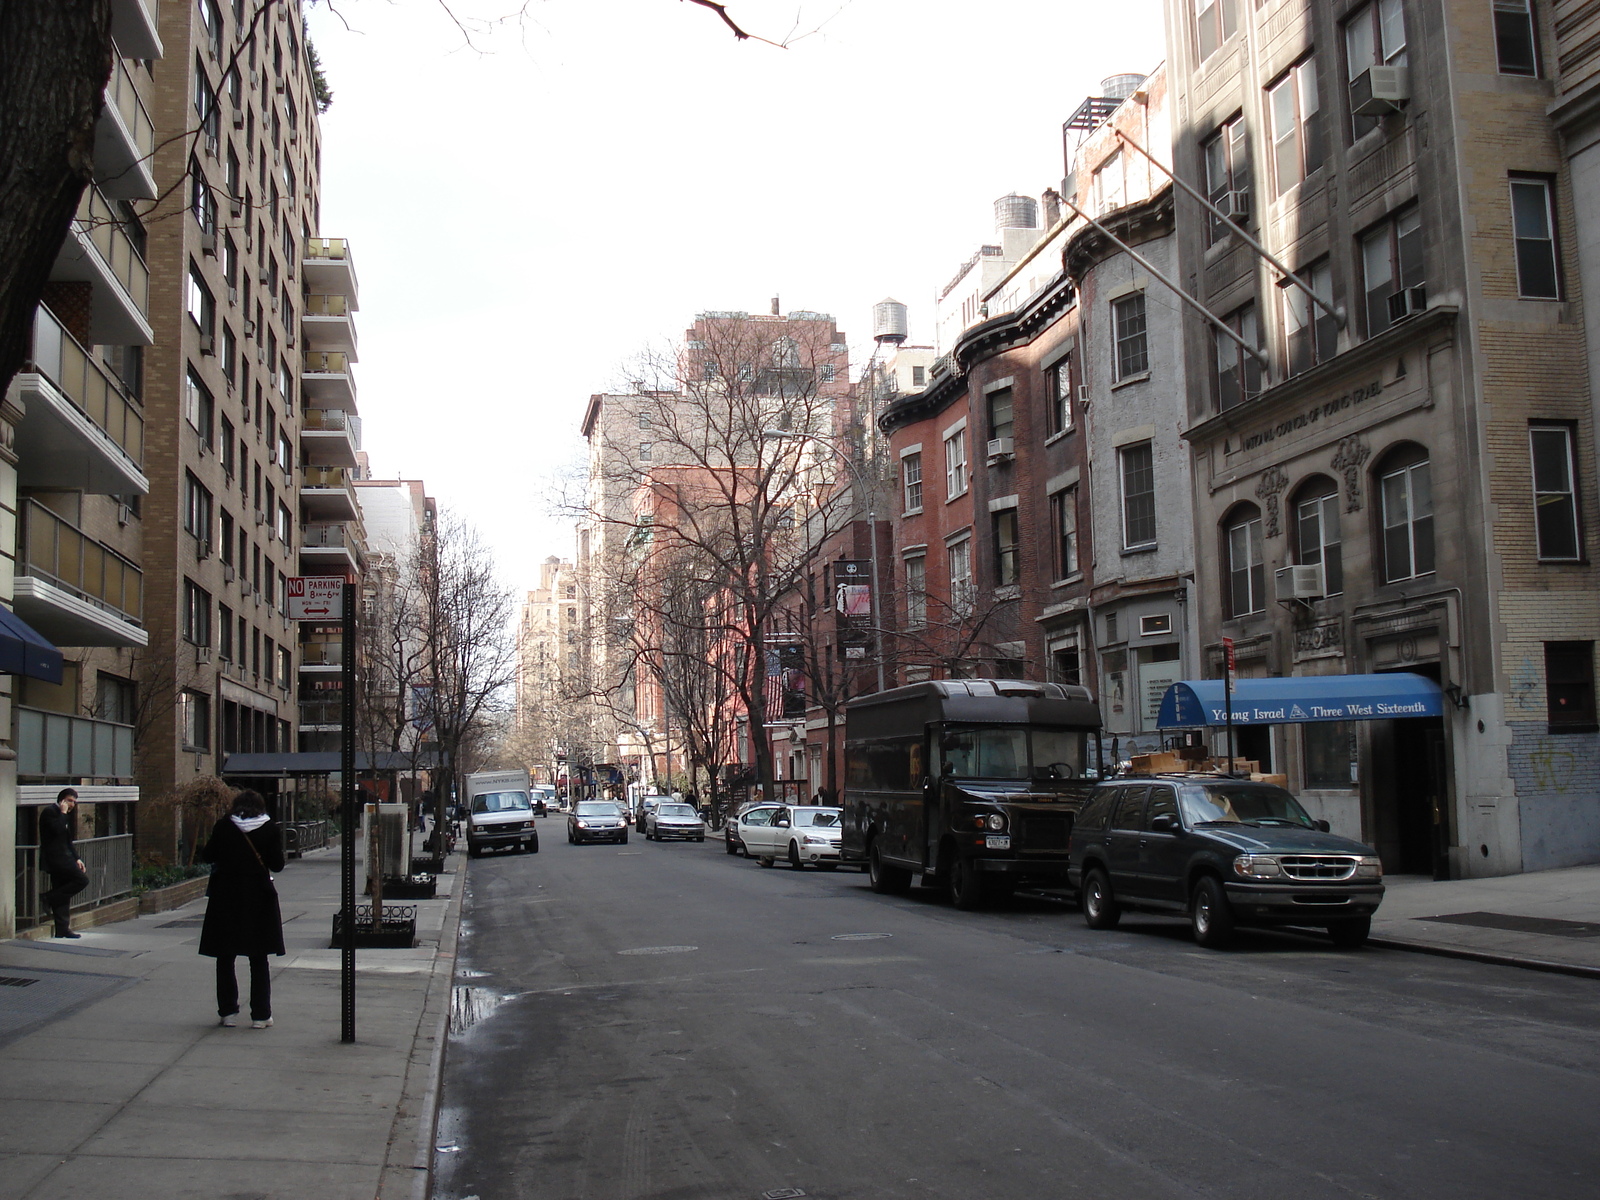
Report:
376,852,465,1200
1367,934,1600,981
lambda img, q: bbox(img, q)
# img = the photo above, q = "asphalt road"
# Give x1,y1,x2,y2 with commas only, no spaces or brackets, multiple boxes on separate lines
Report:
433,816,1600,1200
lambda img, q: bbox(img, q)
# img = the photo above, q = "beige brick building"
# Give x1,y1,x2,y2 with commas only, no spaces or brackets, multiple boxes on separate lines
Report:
1165,0,1599,876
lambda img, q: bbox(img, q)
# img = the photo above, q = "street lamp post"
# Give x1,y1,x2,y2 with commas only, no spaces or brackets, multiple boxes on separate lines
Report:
762,429,886,695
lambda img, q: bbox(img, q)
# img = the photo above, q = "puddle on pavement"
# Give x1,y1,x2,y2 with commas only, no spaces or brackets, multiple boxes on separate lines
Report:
450,985,517,1035
831,932,892,941
617,945,698,956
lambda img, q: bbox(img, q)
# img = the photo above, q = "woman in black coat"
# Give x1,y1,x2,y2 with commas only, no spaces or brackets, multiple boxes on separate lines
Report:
199,790,285,1028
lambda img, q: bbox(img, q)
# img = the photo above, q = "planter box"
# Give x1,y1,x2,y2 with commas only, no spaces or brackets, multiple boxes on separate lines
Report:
410,855,446,876
331,904,417,949
378,874,436,900
138,875,211,914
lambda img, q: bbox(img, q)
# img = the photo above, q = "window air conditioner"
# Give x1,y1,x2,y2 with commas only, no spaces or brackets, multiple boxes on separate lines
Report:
255,510,266,524
1351,65,1410,117
197,539,212,560
1386,285,1427,323
1077,384,1091,406
243,319,256,336
230,197,242,218
195,647,213,664
200,231,217,255
985,437,1016,463
224,563,236,582
1274,563,1324,601
117,503,132,526
232,109,244,130
1223,188,1251,221
199,332,215,355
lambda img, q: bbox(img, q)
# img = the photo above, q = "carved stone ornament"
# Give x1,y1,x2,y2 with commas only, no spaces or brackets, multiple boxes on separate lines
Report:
1255,466,1290,537
1330,434,1371,513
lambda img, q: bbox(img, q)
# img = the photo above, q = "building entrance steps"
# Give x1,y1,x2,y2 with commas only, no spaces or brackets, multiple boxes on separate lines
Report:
0,842,464,1200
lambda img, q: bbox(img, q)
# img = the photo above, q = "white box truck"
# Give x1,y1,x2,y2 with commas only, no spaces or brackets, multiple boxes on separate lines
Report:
465,769,539,857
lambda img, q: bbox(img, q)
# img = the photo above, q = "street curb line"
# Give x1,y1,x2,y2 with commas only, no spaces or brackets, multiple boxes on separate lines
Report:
376,853,465,1200
1367,935,1600,980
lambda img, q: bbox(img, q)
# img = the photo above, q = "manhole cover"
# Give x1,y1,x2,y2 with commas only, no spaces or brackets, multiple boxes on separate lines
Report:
761,1189,808,1199
618,945,698,956
831,933,892,941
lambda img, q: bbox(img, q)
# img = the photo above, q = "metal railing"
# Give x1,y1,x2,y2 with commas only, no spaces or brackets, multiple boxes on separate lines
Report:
16,706,135,778
285,820,331,858
14,834,134,928
303,351,350,374
105,54,154,163
18,499,144,624
303,466,351,489
304,293,350,317
29,306,145,466
305,238,348,260
300,640,344,666
75,185,149,310
299,701,343,726
304,408,350,431
302,523,354,548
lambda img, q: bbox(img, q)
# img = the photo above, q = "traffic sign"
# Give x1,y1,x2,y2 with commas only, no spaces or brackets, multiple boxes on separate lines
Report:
287,575,343,620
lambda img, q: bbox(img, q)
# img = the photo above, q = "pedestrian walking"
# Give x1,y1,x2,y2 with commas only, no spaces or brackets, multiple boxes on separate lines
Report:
199,789,286,1029
39,787,87,938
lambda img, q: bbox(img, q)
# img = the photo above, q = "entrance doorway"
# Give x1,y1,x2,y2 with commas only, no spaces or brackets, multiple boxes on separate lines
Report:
1367,665,1448,877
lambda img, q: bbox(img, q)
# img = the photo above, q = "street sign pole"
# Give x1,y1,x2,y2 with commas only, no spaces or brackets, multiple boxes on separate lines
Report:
339,579,357,1043
1222,636,1236,777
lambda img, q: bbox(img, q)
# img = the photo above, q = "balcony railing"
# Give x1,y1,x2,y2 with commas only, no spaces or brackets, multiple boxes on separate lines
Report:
299,701,344,726
300,641,344,666
106,53,155,165
19,499,144,624
302,523,355,549
304,408,350,431
29,306,145,466
304,351,350,374
75,184,149,311
303,466,352,489
306,237,348,260
15,834,134,928
16,706,135,779
305,294,350,317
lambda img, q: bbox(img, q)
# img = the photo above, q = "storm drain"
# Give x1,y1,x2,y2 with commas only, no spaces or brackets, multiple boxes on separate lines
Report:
0,976,40,988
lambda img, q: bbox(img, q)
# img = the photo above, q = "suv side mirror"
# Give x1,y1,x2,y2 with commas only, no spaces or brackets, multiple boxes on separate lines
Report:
1314,819,1331,833
1149,813,1180,834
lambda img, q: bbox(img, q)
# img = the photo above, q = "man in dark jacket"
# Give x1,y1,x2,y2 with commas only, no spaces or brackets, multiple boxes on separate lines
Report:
39,788,87,938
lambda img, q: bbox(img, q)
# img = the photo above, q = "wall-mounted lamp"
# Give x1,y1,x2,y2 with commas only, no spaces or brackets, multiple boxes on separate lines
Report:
1443,683,1470,711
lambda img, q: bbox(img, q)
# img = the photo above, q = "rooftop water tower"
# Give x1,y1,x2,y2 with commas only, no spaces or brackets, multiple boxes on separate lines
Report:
994,193,1040,233
1100,73,1147,101
872,298,909,346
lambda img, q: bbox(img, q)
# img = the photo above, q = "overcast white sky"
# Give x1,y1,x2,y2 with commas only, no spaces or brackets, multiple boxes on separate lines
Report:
304,0,1166,594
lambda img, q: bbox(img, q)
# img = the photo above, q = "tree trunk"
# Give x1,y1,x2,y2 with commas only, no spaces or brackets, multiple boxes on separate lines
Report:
0,1,114,395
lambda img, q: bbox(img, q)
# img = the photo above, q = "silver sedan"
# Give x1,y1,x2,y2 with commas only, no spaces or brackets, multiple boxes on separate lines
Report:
645,802,707,842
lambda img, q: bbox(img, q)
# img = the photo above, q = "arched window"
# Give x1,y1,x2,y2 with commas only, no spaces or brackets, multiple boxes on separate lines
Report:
1292,475,1342,595
1376,444,1434,582
1223,503,1265,617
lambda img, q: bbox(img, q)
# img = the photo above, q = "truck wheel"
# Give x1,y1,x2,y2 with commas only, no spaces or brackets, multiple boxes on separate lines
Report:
1327,916,1371,948
868,844,912,895
949,855,987,911
1191,876,1235,949
468,842,482,859
528,835,539,854
1082,868,1120,929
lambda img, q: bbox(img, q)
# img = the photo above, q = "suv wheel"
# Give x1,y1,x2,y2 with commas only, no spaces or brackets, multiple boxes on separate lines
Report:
1327,916,1371,948
1082,867,1120,929
868,844,912,895
949,854,987,911
1190,876,1235,949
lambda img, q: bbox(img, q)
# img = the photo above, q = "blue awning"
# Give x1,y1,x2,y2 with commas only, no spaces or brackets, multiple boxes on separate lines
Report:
0,605,62,683
1156,673,1444,728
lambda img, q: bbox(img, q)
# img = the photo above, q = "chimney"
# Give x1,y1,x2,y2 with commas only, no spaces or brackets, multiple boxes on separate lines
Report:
771,296,781,316
1042,188,1062,228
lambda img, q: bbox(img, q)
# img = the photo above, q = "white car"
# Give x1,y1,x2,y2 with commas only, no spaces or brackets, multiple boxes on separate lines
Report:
744,805,844,870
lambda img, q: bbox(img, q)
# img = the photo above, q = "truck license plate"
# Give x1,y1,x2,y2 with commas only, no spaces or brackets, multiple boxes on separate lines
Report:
985,835,1011,849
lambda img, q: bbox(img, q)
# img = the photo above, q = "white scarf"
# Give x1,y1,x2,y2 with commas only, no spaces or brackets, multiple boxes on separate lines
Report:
231,814,269,833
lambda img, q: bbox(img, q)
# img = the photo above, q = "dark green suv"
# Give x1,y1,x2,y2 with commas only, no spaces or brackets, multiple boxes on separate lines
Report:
1067,775,1384,948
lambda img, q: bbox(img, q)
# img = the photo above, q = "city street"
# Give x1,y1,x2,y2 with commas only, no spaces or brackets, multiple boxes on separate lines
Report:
434,815,1600,1200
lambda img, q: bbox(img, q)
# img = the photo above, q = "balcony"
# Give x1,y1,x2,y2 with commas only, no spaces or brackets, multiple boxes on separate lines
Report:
299,640,344,673
302,293,358,356
303,238,359,298
300,523,363,572
14,500,146,648
14,306,148,495
301,466,359,522
110,0,163,59
50,184,152,345
16,707,135,779
95,55,156,199
300,407,358,467
299,695,344,730
301,351,357,411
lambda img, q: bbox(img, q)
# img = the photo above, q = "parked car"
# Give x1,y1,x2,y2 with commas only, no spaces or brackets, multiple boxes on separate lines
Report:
741,805,843,869
1068,775,1385,948
726,804,779,856
568,800,629,845
635,794,662,829
645,802,707,842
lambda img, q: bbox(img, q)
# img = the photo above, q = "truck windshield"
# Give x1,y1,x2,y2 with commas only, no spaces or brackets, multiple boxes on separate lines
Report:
472,790,530,814
1180,785,1314,828
940,727,1089,780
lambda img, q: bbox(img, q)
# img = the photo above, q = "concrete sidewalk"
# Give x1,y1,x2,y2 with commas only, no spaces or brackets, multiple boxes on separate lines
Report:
0,842,463,1200
1371,864,1600,977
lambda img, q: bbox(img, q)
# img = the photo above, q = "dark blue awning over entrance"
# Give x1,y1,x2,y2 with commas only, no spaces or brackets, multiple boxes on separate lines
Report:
1156,673,1444,728
0,605,63,683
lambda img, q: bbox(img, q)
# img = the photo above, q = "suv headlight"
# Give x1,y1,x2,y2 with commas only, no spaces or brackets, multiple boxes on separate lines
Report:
1355,856,1383,878
974,812,1007,832
1234,854,1283,879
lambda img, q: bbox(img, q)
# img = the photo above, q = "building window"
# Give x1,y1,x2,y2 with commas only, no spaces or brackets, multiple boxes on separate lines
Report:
1494,0,1539,76
911,364,927,387
1226,507,1265,616
987,387,1014,444
904,555,927,629
218,605,233,661
279,645,292,688
181,690,212,751
1051,488,1079,579
1283,260,1338,376
187,263,215,338
1530,422,1582,561
1345,0,1407,140
1511,177,1560,300
994,508,1020,586
190,157,217,235
948,538,973,616
944,429,968,499
183,579,212,646
185,368,214,447
1094,148,1125,214
1112,293,1149,380
638,442,652,461
1294,480,1344,595
902,452,923,513
1303,722,1356,787
1203,115,1249,243
1546,642,1597,732
1361,207,1424,336
1193,0,1236,61
1214,303,1262,410
276,503,293,545
1048,356,1074,434
1119,442,1157,549
1051,646,1082,686
184,472,213,545
1379,448,1435,582
1269,57,1323,196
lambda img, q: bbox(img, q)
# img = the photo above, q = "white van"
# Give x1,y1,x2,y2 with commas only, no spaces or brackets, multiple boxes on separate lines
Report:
465,769,539,857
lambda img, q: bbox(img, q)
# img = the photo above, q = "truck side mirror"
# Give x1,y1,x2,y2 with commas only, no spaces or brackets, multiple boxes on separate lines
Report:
1149,813,1180,833
1314,819,1331,833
